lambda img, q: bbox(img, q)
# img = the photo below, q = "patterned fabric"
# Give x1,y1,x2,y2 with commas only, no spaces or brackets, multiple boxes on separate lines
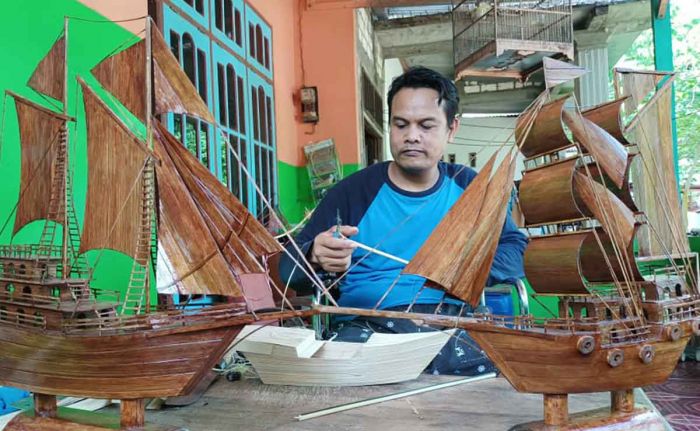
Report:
644,361,700,431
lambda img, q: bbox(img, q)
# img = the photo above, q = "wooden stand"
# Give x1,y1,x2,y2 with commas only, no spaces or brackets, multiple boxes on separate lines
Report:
5,396,184,431
510,391,667,430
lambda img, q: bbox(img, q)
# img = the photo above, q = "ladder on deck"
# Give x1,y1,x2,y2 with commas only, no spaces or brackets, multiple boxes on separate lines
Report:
120,160,155,315
36,125,91,280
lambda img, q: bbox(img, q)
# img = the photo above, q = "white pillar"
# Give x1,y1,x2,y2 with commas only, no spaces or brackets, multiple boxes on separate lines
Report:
575,45,610,109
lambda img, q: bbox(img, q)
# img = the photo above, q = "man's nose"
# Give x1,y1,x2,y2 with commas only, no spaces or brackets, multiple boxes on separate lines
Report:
404,125,420,143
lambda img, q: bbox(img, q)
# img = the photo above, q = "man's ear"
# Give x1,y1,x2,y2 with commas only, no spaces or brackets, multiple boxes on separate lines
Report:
447,117,460,142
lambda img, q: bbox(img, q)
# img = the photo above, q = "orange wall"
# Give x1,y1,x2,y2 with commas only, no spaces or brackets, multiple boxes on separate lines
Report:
247,0,359,167
77,0,147,35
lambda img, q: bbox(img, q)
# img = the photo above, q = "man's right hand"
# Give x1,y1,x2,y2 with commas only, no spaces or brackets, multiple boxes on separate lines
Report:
310,225,359,273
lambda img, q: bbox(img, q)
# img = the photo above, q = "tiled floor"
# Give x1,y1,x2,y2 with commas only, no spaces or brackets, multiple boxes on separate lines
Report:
645,361,700,431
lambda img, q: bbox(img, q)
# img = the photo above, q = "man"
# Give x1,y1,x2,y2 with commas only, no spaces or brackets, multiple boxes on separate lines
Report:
279,67,527,375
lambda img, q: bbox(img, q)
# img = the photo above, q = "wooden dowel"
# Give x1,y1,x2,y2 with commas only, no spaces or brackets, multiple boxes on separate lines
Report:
347,239,409,265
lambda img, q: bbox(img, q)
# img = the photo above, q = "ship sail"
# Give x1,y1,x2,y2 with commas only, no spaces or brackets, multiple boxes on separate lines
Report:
78,79,151,257
402,149,518,306
154,121,282,263
27,35,65,101
7,92,70,235
91,25,214,123
153,124,245,296
615,69,686,257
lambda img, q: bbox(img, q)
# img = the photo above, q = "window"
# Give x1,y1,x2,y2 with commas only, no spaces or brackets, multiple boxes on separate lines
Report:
168,25,212,169
165,2,276,217
215,57,249,206
469,152,477,168
448,153,456,164
214,0,244,49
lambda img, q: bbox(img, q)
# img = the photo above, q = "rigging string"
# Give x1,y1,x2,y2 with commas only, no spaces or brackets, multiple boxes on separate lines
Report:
622,72,699,294
569,96,645,324
0,122,63,241
220,131,336,305
87,157,150,276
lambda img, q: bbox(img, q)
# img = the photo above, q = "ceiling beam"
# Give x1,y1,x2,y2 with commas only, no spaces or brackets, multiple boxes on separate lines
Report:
384,40,452,58
306,0,451,10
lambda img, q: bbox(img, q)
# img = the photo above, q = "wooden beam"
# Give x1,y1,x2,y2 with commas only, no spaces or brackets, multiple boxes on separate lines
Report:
657,0,669,18
307,0,451,10
383,40,452,58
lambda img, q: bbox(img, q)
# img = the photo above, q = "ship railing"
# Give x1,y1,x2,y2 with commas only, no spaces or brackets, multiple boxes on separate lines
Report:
602,324,651,347
0,289,61,307
0,244,62,259
61,303,248,334
662,297,700,322
0,308,47,330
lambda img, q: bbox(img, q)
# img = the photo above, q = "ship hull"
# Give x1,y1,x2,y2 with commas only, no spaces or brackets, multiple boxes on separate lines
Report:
0,321,245,399
469,322,691,394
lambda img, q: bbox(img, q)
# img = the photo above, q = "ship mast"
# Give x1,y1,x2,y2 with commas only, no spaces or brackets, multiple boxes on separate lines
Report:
61,16,69,278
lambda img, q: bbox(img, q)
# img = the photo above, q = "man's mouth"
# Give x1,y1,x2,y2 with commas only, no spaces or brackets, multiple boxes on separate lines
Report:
401,149,425,157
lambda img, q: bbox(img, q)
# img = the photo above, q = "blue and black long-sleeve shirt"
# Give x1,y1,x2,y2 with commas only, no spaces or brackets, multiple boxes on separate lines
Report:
278,161,528,310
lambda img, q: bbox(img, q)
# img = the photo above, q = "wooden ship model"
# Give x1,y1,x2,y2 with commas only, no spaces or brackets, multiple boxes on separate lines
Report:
0,18,302,430
311,62,700,429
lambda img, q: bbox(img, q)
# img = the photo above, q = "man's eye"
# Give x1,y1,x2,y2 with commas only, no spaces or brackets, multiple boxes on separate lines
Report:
421,124,434,130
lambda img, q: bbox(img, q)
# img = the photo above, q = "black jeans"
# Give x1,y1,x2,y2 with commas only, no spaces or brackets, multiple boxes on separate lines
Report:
329,303,497,376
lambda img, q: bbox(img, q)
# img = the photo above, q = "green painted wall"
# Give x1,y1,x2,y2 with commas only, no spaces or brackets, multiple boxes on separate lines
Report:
0,0,153,303
277,161,360,224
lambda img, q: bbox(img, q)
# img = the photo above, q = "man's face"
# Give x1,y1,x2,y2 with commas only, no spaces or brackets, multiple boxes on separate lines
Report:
389,87,457,176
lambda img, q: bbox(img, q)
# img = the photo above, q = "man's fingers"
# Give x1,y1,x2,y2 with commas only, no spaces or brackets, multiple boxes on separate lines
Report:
325,225,359,238
317,235,357,250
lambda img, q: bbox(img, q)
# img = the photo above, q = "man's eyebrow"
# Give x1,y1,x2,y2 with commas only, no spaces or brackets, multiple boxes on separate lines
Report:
391,115,439,122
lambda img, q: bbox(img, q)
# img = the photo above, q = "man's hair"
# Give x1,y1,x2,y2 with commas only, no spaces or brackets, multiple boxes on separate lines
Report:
387,66,460,127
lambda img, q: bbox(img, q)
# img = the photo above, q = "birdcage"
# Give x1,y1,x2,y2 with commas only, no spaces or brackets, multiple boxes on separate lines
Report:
453,0,573,81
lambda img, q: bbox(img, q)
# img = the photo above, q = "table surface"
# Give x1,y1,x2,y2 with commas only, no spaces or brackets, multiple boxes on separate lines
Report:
122,374,668,431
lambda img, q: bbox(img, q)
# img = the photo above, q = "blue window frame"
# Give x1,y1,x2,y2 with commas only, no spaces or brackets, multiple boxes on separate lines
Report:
244,4,273,80
210,0,246,58
163,4,215,172
162,0,276,218
247,70,276,216
170,0,208,30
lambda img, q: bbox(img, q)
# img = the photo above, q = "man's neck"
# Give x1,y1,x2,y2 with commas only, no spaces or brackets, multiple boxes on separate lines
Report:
387,162,440,193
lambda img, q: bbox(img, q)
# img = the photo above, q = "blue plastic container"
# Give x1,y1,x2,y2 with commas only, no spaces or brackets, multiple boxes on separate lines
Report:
485,290,514,316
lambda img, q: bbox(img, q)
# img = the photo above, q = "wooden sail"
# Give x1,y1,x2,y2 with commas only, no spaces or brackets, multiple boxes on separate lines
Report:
573,171,635,248
578,155,638,213
91,26,215,124
27,35,65,101
516,97,571,158
90,39,146,122
617,70,686,256
151,27,215,123
154,121,281,261
519,158,588,226
582,97,631,146
9,93,70,234
525,232,590,295
402,153,496,288
562,111,627,189
450,151,518,306
78,79,150,257
153,128,244,296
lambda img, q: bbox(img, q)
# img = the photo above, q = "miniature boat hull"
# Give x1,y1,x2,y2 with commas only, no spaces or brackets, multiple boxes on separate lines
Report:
234,326,453,386
0,321,244,399
469,322,692,394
